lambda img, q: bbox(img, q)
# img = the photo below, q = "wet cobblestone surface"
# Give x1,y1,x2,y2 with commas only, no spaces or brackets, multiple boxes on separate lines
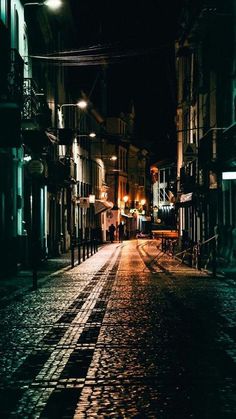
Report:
0,240,236,418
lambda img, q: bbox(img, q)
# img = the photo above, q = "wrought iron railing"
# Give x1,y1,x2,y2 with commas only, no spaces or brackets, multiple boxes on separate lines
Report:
22,78,40,120
22,78,52,127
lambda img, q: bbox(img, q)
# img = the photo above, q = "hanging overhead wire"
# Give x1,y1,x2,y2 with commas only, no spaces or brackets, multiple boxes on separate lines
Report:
30,41,172,66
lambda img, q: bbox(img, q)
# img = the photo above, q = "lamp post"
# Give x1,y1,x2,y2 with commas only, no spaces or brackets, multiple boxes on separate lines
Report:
58,100,88,134
58,101,89,267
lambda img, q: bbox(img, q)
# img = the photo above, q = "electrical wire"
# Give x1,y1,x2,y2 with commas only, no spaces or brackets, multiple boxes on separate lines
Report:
30,41,173,66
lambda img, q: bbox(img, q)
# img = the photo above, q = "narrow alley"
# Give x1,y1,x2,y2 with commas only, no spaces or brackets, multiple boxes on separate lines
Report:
1,240,236,418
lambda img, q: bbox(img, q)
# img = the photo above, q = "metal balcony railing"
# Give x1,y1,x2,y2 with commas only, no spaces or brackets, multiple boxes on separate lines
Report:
22,78,52,128
22,78,40,120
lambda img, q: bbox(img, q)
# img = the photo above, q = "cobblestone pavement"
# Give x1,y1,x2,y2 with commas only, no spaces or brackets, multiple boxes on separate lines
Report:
0,252,72,306
1,240,236,418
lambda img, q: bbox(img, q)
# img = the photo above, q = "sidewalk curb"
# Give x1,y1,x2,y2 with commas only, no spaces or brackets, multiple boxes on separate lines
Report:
0,245,109,307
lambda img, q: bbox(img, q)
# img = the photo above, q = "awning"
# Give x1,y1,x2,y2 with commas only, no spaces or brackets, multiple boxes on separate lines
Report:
22,129,58,151
176,192,193,208
94,200,113,215
121,212,133,218
45,131,58,144
180,192,193,203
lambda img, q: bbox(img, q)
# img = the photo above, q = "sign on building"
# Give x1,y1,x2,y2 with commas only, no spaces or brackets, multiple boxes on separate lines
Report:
28,159,45,176
78,197,90,208
180,192,193,202
183,143,196,161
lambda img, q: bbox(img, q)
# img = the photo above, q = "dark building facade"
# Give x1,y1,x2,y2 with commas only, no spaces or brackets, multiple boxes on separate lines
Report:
0,0,77,274
175,0,236,268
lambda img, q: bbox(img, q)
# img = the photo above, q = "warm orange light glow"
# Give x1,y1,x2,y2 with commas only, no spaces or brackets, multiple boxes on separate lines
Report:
141,199,146,206
123,195,129,203
110,155,117,161
89,194,95,203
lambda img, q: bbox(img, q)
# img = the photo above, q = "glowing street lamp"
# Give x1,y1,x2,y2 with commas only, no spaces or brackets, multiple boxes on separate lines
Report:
44,0,62,8
123,195,129,212
77,100,88,110
58,101,88,130
24,0,62,9
110,155,117,161
76,132,96,139
60,100,88,111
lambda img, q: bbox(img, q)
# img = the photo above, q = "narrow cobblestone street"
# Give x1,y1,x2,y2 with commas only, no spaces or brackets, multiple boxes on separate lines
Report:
1,240,236,418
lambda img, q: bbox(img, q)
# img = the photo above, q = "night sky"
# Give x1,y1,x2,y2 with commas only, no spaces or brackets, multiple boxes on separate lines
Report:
68,0,185,160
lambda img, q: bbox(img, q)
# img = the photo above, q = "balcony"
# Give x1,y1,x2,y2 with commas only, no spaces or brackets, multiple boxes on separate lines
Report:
22,78,51,129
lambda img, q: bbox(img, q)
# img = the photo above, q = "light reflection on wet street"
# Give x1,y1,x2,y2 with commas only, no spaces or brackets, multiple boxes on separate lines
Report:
1,240,236,418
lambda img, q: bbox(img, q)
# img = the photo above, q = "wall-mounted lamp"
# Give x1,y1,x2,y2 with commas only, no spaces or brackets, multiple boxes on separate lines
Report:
93,155,117,161
59,100,88,111
24,0,62,10
110,155,117,161
77,132,96,138
89,194,96,204
23,155,32,162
